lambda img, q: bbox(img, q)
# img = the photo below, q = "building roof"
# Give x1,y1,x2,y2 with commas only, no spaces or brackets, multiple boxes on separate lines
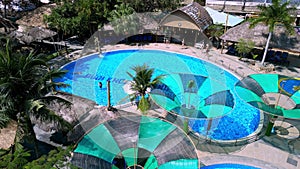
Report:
220,22,300,53
159,2,213,31
206,0,300,15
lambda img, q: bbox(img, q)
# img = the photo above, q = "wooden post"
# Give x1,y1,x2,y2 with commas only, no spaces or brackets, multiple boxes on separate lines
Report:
221,14,229,54
107,80,111,108
206,118,212,137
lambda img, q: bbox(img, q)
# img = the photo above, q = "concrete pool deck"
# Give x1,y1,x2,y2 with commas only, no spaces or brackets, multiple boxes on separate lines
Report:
104,43,300,169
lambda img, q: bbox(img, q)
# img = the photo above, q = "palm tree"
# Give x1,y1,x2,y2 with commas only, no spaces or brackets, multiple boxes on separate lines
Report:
108,3,138,37
186,80,195,109
235,38,255,60
207,24,224,49
249,0,296,65
181,80,196,134
0,39,70,157
127,64,164,113
221,0,227,11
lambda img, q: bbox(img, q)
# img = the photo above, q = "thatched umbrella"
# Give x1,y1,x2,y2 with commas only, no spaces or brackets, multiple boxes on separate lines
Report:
9,27,57,44
8,31,35,44
27,27,57,41
220,22,300,53
16,3,57,28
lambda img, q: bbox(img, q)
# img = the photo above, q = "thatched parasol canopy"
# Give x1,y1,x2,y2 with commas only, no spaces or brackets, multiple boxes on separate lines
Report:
220,22,300,53
27,27,57,40
16,3,57,28
9,27,57,44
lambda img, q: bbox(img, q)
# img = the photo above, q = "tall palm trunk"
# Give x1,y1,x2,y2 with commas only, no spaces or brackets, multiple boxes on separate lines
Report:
15,112,39,158
221,0,227,11
261,32,272,65
242,0,247,10
4,2,7,32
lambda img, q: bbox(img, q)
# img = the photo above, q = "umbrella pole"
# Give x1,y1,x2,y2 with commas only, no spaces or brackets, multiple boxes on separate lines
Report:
107,80,111,110
221,14,229,54
206,118,212,140
266,83,284,136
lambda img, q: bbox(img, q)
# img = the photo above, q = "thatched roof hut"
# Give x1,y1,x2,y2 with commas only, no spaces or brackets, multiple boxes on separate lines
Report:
220,22,300,53
159,2,213,31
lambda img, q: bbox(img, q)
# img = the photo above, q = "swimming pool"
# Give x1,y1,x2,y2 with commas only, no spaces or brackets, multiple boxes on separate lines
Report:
201,163,260,169
56,49,260,140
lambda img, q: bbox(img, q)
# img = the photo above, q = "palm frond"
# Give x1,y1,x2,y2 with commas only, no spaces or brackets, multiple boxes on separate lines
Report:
28,101,72,130
39,95,72,107
0,113,10,128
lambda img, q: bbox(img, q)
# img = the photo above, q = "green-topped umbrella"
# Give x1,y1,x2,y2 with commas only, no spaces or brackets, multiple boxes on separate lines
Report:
235,74,300,119
72,115,199,169
235,74,300,135
150,73,234,119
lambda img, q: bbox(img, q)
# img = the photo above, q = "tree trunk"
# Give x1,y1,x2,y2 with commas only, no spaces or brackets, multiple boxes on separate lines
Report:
242,0,246,10
183,118,189,134
221,0,227,11
14,112,39,158
261,32,272,65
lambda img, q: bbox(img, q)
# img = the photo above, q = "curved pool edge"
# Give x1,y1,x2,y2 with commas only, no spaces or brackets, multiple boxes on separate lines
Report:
57,47,261,141
200,154,285,169
189,111,264,145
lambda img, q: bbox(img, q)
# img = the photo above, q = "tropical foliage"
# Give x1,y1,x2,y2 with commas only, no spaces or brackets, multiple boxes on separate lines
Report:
122,0,181,12
0,38,71,156
44,0,113,39
235,38,255,60
108,3,138,36
0,146,78,169
249,0,296,65
44,0,181,40
207,24,225,49
127,64,164,113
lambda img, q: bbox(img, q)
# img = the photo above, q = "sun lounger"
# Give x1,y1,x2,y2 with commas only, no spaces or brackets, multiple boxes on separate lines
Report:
194,41,204,49
266,50,275,61
279,52,290,66
269,51,289,66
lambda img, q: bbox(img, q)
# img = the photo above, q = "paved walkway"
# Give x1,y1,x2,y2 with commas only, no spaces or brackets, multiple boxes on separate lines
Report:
108,43,300,169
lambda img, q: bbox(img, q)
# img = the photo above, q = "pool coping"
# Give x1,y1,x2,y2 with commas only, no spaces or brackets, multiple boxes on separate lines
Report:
188,111,265,146
64,46,265,144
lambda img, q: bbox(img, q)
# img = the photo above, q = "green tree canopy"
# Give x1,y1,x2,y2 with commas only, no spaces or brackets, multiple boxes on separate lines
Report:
122,0,182,12
44,0,182,40
108,3,138,36
235,38,255,60
44,0,115,40
249,0,296,65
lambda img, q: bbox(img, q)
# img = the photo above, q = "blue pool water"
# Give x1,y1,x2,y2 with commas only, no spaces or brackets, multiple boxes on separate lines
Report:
56,49,260,140
201,163,260,169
